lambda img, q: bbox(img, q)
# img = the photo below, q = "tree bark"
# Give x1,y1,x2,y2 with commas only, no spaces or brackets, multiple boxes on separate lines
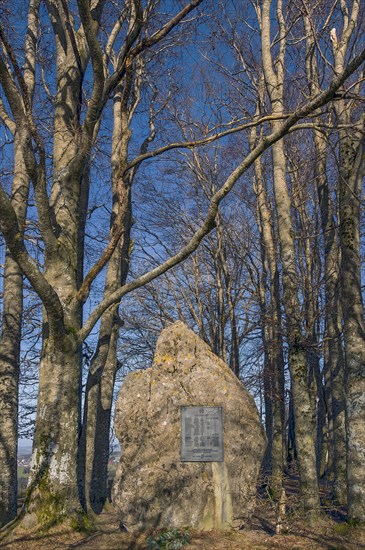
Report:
23,0,88,526
26,328,84,528
79,189,132,513
79,308,120,514
338,131,365,522
328,0,364,517
78,76,133,512
0,0,39,526
261,0,319,512
0,139,28,527
251,127,285,497
303,11,346,498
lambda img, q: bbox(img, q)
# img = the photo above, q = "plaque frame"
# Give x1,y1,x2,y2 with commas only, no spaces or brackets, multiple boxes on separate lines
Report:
180,405,224,462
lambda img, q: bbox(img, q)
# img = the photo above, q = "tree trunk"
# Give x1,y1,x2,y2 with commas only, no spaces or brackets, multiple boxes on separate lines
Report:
303,11,346,497
313,128,346,496
26,326,85,528
79,313,119,513
78,82,133,513
0,0,39,525
79,227,131,513
293,180,326,480
0,253,21,526
261,0,319,512
250,105,285,498
21,3,90,525
270,111,319,514
328,1,363,515
318,146,346,497
339,132,365,522
0,140,28,526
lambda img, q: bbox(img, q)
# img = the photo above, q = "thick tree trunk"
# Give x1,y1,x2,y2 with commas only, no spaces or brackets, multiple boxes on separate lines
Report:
261,0,319,509
21,4,90,525
270,123,319,512
79,315,119,513
328,2,362,515
339,132,365,522
26,328,85,528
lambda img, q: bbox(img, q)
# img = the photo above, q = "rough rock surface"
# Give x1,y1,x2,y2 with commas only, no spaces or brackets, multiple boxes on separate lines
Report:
113,322,266,532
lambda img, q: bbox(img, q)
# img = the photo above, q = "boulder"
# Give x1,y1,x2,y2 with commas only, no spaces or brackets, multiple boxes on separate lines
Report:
113,321,266,532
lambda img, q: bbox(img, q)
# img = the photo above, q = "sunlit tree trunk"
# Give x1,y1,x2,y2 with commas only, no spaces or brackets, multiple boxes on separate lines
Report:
250,116,285,497
290,162,327,479
79,85,133,513
24,1,89,526
261,0,319,512
303,11,346,500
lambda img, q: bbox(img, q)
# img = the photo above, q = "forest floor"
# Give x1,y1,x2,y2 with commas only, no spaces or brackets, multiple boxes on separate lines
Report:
1,475,365,550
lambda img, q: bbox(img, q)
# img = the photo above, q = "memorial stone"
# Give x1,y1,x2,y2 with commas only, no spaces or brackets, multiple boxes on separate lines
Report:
113,321,266,532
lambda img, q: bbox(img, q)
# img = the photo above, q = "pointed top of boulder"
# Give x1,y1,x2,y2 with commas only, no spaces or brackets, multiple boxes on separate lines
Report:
153,321,230,377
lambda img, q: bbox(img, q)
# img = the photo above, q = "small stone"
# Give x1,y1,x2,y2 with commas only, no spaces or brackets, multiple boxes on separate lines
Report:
113,322,266,532
21,512,37,529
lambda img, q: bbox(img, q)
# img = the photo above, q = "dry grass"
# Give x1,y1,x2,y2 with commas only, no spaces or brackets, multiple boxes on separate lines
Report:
1,509,365,550
1,476,365,550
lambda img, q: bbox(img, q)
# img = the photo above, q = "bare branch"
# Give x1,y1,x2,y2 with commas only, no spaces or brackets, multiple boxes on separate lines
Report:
77,0,105,133
126,114,292,171
0,98,16,134
77,44,365,344
0,185,64,330
104,0,204,103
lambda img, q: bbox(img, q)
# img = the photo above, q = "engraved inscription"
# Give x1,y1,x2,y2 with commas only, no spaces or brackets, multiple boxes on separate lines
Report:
180,406,223,462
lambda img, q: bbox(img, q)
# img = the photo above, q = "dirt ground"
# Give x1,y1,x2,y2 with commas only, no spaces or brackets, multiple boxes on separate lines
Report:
1,508,365,549
1,479,365,550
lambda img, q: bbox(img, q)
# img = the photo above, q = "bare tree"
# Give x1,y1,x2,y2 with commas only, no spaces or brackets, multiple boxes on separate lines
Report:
330,1,365,520
0,0,205,528
259,0,320,513
303,4,347,502
250,108,286,497
0,0,39,526
301,0,365,520
0,0,364,530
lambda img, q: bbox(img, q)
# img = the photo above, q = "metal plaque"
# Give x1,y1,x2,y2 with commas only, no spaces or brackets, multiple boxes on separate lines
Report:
180,406,224,462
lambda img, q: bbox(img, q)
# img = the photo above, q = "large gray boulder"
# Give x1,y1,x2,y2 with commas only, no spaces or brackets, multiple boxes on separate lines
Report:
113,322,266,532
